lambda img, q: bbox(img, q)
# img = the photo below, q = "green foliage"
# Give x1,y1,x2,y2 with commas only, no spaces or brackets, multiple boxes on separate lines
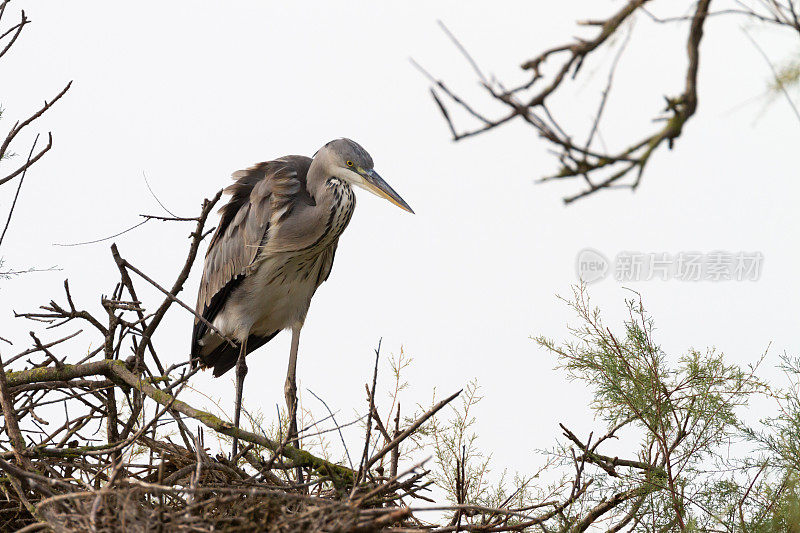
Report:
528,285,799,531
413,380,491,505
536,287,763,434
771,52,800,93
745,354,800,471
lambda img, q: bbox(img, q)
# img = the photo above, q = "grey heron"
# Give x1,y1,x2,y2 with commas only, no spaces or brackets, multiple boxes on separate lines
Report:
191,138,413,456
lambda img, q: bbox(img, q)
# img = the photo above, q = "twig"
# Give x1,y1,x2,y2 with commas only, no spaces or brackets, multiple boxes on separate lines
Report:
307,388,354,471
0,133,38,248
355,339,382,488
364,389,462,474
0,81,72,187
741,25,800,125
52,219,150,247
142,171,179,218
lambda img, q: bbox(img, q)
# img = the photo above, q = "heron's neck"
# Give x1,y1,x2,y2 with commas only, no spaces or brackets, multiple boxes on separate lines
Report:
303,158,356,246
306,155,354,204
306,156,333,197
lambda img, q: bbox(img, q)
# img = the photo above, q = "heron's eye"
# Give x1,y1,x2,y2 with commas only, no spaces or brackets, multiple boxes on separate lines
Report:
346,160,353,167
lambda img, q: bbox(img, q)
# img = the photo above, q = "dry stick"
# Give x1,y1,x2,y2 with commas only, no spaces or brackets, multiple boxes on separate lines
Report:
101,305,121,466
13,523,49,533
560,423,659,475
437,20,490,86
355,458,430,504
142,171,180,218
0,457,75,493
383,470,435,504
741,26,800,125
0,81,72,187
47,412,96,450
122,257,235,348
114,235,236,357
3,329,83,368
4,360,354,480
187,430,204,507
89,458,125,531
354,340,382,491
0,6,27,60
0,133,38,249
519,0,652,101
130,190,227,365
368,392,391,443
427,0,652,144
390,403,400,478
13,280,109,335
364,389,462,474
425,482,593,532
0,459,37,517
410,58,499,131
307,388,354,471
110,244,165,375
572,487,644,532
53,219,150,248
28,332,65,369
350,507,412,532
0,350,29,466
427,0,714,205
607,491,648,532
582,26,633,159
164,461,244,486
139,214,197,222
248,409,301,485
0,351,40,518
6,360,111,387
11,379,111,395
412,502,555,523
36,375,192,458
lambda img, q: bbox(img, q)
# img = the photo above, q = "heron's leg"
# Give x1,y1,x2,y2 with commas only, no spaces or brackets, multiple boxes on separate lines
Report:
231,336,248,459
285,324,303,484
284,325,301,446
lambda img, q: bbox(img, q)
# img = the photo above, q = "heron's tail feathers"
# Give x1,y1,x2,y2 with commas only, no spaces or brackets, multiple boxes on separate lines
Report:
192,331,280,377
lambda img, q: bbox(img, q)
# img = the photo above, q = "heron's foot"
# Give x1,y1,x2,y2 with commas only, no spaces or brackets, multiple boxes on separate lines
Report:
283,376,303,483
283,377,299,444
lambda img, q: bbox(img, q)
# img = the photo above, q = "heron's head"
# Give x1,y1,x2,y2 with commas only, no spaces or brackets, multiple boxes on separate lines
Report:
320,138,414,214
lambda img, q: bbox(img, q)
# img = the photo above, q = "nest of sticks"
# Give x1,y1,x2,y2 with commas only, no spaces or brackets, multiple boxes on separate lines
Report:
0,195,459,532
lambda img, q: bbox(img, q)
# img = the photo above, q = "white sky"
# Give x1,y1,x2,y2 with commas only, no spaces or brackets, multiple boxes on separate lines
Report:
1,1,799,481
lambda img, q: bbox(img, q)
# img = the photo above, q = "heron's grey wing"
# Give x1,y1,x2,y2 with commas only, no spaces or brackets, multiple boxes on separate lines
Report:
191,156,312,360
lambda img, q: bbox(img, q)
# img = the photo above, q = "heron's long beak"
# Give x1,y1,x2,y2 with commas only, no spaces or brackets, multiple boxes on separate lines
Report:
360,168,414,214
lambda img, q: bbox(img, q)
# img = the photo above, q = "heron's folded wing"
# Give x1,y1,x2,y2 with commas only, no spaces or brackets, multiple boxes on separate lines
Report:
194,156,312,325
